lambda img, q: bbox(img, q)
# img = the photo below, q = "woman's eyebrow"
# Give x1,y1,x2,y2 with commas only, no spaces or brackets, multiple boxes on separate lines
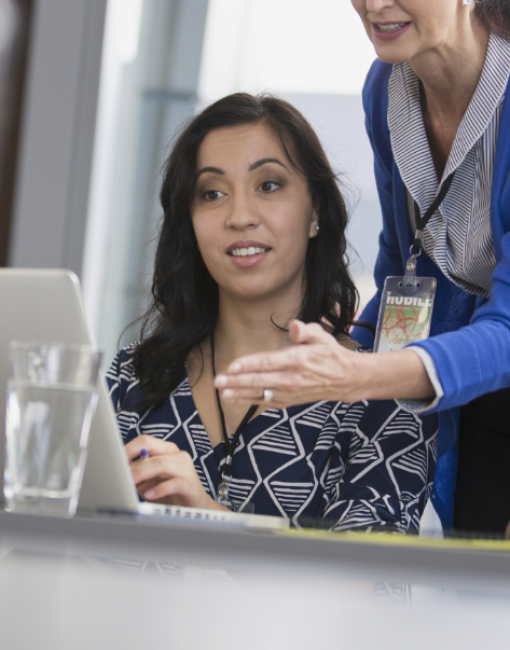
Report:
196,166,224,178
196,158,288,178
249,157,288,171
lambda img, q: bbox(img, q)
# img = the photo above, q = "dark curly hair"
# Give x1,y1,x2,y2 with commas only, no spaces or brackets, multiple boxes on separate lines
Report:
131,93,359,411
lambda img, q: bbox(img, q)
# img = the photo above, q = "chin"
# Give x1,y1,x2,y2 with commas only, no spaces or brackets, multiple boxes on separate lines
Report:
225,282,285,305
372,45,413,65
368,29,417,65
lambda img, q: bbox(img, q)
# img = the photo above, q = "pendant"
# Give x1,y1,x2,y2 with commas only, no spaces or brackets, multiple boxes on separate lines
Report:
216,474,233,510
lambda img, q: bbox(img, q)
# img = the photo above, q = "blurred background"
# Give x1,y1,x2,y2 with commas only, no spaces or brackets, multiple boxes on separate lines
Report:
1,0,380,368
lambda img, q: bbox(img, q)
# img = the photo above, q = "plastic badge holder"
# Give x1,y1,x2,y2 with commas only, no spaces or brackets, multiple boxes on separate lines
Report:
374,276,437,353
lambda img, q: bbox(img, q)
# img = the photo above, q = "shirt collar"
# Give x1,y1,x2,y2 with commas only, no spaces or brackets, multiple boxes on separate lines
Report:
387,31,510,209
447,31,510,177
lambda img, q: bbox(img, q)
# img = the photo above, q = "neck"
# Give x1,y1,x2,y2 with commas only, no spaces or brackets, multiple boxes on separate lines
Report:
409,16,490,123
212,289,301,369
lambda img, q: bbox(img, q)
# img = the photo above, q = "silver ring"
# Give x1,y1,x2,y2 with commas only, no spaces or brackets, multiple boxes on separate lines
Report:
263,388,274,403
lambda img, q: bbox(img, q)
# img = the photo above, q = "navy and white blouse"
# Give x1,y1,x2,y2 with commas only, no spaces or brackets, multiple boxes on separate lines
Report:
106,347,438,533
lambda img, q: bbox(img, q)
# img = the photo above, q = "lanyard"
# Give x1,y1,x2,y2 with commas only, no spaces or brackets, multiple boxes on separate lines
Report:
406,172,456,284
411,172,455,251
374,172,455,352
210,332,257,509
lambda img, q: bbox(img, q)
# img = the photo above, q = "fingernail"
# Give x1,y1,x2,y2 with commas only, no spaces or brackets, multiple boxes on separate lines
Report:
145,490,155,499
214,375,228,387
227,362,242,373
222,389,234,400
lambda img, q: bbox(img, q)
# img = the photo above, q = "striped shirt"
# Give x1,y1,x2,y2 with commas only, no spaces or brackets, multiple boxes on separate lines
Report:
387,31,510,299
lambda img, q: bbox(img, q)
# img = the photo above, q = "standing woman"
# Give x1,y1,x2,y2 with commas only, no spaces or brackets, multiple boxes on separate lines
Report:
214,0,510,535
350,0,510,535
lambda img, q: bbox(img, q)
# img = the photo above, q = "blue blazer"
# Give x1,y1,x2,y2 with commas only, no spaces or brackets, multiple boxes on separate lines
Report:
352,60,510,529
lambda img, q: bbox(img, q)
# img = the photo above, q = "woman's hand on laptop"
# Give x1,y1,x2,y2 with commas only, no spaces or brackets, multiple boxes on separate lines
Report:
125,435,228,511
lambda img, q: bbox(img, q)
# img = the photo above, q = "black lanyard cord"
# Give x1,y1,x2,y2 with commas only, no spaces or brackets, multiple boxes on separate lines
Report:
210,331,258,479
412,172,456,249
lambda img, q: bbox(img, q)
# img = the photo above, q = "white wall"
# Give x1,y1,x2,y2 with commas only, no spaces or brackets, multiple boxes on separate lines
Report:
198,0,376,101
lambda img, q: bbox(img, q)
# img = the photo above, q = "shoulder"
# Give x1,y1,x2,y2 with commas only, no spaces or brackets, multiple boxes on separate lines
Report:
105,344,140,410
362,59,394,166
106,344,138,382
362,59,393,113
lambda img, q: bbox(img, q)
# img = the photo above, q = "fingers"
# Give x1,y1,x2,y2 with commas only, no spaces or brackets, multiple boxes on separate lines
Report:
128,448,213,508
125,436,213,508
218,370,302,391
212,323,361,406
135,475,186,503
218,378,333,407
215,344,307,386
130,450,192,486
219,387,307,408
125,435,180,462
217,368,314,404
289,320,332,346
143,477,187,501
216,322,336,381
222,347,300,376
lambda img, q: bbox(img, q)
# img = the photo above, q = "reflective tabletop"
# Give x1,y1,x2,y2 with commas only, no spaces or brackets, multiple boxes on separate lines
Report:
1,509,509,649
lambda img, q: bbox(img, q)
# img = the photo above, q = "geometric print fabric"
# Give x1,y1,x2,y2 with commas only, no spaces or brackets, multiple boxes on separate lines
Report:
107,348,438,532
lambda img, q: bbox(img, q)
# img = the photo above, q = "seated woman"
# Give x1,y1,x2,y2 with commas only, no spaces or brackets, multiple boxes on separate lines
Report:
106,93,438,532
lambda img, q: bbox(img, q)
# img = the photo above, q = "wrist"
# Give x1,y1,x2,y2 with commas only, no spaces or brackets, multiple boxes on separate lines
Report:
327,348,375,403
353,349,435,401
345,352,381,402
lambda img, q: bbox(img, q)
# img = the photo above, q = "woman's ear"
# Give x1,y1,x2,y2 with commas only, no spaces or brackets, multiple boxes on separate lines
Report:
309,211,320,238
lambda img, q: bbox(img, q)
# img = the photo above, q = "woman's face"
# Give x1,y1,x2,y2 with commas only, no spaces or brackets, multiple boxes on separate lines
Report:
191,123,317,306
351,0,468,64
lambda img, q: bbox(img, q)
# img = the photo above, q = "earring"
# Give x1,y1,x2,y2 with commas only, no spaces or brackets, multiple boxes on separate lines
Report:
315,224,320,232
463,0,471,5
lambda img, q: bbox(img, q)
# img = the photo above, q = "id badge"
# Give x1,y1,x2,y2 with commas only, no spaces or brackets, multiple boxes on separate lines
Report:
374,276,437,353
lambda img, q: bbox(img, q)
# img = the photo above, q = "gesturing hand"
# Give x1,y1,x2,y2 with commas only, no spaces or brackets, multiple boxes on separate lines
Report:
125,435,227,511
213,320,435,406
213,320,365,408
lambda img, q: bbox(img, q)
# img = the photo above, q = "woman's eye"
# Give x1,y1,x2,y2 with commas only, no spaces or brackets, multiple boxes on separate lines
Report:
259,181,280,193
202,190,225,201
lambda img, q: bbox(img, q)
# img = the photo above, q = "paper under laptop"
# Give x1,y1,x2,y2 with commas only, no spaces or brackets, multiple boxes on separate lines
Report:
0,269,288,530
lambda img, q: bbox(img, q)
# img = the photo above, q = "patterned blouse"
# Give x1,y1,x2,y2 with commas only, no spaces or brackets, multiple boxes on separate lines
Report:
106,347,438,532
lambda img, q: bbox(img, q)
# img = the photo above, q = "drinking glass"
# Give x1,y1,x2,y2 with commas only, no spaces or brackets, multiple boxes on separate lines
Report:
4,342,102,516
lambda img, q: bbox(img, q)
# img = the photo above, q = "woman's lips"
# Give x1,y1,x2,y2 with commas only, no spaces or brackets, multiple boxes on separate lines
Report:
372,22,412,41
228,250,270,268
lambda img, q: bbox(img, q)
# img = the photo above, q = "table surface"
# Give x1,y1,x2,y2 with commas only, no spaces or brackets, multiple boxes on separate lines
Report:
1,509,510,650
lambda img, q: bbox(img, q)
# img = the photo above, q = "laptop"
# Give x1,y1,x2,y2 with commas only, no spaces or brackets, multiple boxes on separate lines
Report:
0,269,288,530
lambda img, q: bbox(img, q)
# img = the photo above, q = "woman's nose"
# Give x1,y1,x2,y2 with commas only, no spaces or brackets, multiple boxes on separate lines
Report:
365,0,395,12
225,192,261,230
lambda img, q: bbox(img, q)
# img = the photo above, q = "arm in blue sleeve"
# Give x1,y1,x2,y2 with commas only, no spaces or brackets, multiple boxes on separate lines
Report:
323,400,438,533
413,229,510,410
